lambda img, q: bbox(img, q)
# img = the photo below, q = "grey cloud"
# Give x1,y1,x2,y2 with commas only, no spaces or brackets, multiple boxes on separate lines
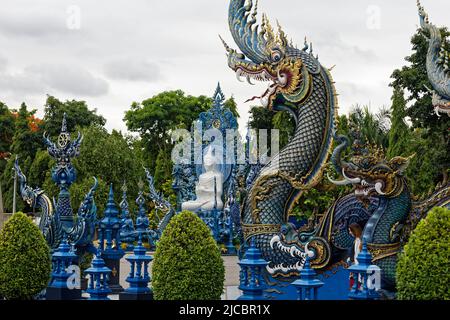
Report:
27,64,109,96
0,63,109,97
313,31,378,63
0,72,45,95
103,58,163,82
0,8,67,38
0,56,7,71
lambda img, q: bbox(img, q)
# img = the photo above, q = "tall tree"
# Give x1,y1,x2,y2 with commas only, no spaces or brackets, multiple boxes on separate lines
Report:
347,105,390,149
0,102,15,173
0,103,43,213
124,90,232,174
154,148,172,190
391,27,450,192
42,96,106,138
391,27,450,130
10,103,43,160
387,87,411,159
223,96,240,119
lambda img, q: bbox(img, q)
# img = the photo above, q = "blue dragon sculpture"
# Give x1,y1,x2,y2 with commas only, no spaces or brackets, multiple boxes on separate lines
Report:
222,0,338,276
324,136,413,291
14,158,99,253
14,158,62,248
223,0,450,287
144,168,176,236
417,1,450,116
322,134,450,292
15,114,98,254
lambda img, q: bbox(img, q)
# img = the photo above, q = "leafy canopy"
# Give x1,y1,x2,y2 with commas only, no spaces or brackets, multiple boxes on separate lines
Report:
396,207,450,300
0,212,51,300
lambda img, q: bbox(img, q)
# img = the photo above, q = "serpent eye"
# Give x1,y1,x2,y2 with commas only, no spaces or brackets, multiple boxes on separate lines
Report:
272,52,281,63
270,49,283,63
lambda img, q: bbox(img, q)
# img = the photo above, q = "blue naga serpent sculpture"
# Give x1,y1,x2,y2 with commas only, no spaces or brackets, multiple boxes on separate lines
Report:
223,1,450,287
14,114,99,254
14,158,99,253
418,1,450,116
323,134,449,292
324,136,414,291
222,0,338,276
144,167,176,236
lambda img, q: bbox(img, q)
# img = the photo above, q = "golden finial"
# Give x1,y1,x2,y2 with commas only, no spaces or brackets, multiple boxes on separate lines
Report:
276,20,288,47
263,13,275,44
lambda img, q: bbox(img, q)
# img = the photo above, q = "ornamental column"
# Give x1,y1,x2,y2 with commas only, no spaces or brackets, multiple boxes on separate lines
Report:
237,238,268,300
98,184,124,293
46,237,82,300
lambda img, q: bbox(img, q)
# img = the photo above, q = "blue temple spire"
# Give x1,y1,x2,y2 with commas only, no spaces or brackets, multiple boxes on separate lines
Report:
213,82,225,109
61,112,68,133
104,184,119,218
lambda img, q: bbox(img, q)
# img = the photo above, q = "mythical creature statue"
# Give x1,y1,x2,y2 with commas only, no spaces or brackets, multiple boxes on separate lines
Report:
67,177,98,253
417,1,450,116
145,168,176,235
14,157,62,248
323,136,413,290
15,114,98,253
222,0,338,276
15,158,99,253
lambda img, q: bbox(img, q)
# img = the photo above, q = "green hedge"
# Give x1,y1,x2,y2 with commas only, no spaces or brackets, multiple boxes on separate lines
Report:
152,211,225,300
0,212,51,300
396,207,450,300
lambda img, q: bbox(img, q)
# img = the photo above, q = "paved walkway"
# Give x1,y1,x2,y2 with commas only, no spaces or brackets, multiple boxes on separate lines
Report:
105,254,242,300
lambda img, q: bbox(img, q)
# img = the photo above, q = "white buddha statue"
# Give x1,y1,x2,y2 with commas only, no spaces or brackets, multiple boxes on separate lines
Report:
182,146,224,211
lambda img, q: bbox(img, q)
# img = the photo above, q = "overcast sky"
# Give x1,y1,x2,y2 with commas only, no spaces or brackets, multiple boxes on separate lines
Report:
0,0,448,133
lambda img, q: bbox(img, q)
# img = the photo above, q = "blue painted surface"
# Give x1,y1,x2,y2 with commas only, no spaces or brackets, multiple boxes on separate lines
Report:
122,235,153,296
238,240,268,300
263,264,350,300
85,253,112,300
292,256,324,300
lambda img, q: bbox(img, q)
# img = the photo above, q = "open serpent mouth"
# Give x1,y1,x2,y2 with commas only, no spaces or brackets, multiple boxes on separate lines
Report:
355,179,386,197
267,234,308,274
328,168,386,198
234,66,286,108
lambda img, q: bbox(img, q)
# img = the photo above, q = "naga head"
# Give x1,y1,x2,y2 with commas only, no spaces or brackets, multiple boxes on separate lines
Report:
329,135,412,199
417,0,450,116
77,177,98,219
13,157,41,208
222,0,314,110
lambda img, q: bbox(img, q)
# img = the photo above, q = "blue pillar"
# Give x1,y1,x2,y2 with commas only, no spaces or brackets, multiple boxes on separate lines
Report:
224,212,236,255
237,239,268,300
119,234,153,300
98,184,125,293
85,253,112,300
46,237,81,300
292,255,324,300
347,241,380,300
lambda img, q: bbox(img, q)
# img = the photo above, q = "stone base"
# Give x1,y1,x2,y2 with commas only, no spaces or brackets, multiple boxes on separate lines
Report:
46,286,82,300
119,291,153,301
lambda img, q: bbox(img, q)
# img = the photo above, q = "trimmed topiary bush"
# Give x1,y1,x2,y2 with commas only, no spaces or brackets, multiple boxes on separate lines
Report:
396,206,450,300
152,210,225,300
0,212,51,300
